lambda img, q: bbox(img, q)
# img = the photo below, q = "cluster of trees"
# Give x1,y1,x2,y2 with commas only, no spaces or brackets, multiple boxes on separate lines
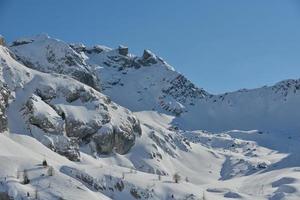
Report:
156,172,190,183
14,159,56,199
20,159,54,185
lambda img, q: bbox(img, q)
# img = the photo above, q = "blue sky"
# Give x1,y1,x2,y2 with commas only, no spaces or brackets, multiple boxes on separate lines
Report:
1,0,300,94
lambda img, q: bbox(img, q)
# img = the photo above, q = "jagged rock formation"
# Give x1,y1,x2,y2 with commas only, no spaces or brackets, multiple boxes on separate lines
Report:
162,74,208,104
0,42,142,161
79,42,209,115
0,82,9,132
0,36,10,132
21,78,142,159
24,94,80,161
0,35,5,46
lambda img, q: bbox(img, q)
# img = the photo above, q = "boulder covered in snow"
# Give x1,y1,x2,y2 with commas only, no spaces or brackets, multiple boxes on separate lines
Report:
24,94,80,161
25,94,65,135
22,79,142,157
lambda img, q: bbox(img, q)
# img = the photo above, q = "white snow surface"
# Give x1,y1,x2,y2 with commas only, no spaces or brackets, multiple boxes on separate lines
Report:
0,35,299,200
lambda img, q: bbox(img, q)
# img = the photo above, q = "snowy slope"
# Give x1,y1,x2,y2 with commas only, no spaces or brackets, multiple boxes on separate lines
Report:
2,115,300,200
0,35,300,200
175,80,300,133
10,34,100,90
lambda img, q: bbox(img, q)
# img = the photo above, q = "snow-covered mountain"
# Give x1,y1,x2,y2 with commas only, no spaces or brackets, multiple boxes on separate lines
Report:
73,37,300,134
1,34,300,200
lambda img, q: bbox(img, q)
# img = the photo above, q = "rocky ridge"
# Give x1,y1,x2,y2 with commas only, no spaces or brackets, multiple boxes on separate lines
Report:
0,38,142,161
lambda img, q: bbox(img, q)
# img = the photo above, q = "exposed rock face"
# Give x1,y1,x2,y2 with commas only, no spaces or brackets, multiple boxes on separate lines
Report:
0,35,5,46
11,38,34,46
82,42,206,115
159,98,185,116
114,125,136,154
24,95,80,161
25,95,64,135
54,137,80,162
10,35,100,91
138,49,158,66
82,44,170,72
0,192,10,200
0,82,9,132
92,123,114,153
162,74,208,104
92,116,141,154
22,81,142,159
118,45,129,56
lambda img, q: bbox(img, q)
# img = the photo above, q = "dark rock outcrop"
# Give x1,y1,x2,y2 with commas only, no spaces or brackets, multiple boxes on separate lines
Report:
118,45,129,56
23,83,142,159
0,35,6,46
0,82,10,132
136,50,158,66
162,74,208,104
24,94,80,161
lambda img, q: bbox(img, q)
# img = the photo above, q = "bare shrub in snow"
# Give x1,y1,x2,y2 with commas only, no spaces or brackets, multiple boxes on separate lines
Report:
173,172,181,183
185,176,189,182
34,188,38,199
22,169,30,184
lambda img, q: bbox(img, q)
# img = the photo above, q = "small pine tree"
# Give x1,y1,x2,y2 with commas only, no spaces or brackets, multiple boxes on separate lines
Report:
185,176,189,182
23,169,30,184
47,166,54,176
34,188,38,199
173,172,181,183
42,159,48,167
16,170,20,179
158,174,161,181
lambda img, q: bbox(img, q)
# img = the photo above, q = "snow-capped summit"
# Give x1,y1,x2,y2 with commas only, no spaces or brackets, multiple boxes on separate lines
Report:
10,35,100,90
81,41,208,114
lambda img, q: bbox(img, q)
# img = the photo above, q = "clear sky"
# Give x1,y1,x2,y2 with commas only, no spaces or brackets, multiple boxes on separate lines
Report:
1,0,300,94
